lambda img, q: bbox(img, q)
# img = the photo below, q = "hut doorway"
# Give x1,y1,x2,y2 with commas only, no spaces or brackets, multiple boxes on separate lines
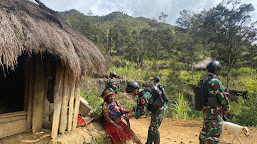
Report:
0,54,25,114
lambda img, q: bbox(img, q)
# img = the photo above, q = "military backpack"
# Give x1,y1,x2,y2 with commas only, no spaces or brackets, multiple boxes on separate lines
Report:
139,84,168,112
194,76,211,111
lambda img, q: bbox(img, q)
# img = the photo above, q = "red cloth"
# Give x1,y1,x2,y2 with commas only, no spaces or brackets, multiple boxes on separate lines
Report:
104,121,134,144
77,115,86,127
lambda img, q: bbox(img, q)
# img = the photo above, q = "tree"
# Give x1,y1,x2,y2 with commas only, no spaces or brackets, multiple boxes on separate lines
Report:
159,12,168,23
176,10,202,84
203,0,256,91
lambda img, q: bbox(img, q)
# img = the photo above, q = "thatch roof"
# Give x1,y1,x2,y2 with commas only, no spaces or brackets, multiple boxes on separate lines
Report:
194,58,212,70
0,0,107,76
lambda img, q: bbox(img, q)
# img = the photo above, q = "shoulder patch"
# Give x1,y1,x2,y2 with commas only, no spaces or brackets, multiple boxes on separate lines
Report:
141,99,145,104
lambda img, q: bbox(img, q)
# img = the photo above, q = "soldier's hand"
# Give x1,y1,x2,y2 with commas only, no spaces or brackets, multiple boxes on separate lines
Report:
126,109,134,113
125,114,134,120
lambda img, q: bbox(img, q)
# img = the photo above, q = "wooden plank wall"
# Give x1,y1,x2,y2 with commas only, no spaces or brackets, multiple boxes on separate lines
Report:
59,70,69,134
72,79,81,130
27,57,35,130
51,64,81,138
51,62,64,138
67,76,76,131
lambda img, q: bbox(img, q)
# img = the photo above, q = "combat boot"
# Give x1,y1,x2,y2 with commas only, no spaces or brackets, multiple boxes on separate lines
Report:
145,129,153,144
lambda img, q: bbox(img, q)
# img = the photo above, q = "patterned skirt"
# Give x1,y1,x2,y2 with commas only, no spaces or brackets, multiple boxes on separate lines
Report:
104,121,138,144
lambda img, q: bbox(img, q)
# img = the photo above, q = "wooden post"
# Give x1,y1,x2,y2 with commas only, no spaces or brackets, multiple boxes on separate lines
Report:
67,75,76,131
43,60,51,122
27,58,35,130
72,78,81,130
51,62,64,139
24,56,30,112
32,56,45,133
59,70,69,134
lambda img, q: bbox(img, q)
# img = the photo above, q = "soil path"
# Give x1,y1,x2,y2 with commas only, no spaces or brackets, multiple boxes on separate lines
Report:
129,118,257,144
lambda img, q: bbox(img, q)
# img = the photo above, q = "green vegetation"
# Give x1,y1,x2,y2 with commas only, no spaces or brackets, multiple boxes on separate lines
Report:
230,93,257,127
81,89,103,116
64,0,257,127
170,93,189,119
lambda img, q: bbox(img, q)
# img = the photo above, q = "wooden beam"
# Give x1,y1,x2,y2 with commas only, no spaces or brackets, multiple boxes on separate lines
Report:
59,70,69,134
51,62,64,139
43,60,51,122
27,58,35,130
24,56,29,112
67,75,76,131
32,56,45,133
72,78,81,130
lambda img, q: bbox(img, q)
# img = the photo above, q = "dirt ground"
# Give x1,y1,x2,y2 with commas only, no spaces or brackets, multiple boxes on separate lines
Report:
129,118,257,144
0,118,256,144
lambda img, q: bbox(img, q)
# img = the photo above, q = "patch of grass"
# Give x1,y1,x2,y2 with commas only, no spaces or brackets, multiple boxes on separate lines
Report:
95,135,113,144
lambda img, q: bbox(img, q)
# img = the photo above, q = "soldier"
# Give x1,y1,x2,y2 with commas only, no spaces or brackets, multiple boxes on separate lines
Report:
199,61,230,144
125,81,167,144
105,72,120,94
152,76,169,103
142,79,153,88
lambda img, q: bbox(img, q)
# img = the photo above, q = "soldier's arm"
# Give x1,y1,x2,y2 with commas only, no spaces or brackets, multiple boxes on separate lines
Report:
134,92,150,119
105,80,110,87
211,80,230,111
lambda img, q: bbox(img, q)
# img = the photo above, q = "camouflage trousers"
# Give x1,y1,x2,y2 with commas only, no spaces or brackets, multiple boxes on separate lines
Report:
199,117,222,144
146,106,167,144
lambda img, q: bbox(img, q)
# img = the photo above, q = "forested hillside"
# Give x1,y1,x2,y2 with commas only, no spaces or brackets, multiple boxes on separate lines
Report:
60,0,257,127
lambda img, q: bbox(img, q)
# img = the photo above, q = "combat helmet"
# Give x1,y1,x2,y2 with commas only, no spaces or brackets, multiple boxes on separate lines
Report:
153,76,160,83
110,72,117,78
126,81,139,93
206,61,222,73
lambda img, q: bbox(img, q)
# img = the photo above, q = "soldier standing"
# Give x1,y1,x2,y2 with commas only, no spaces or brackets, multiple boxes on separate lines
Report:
105,72,120,94
125,81,167,144
199,61,230,144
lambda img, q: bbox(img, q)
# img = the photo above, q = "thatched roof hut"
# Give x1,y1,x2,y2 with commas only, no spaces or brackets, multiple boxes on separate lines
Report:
0,0,107,75
0,0,107,139
193,58,212,70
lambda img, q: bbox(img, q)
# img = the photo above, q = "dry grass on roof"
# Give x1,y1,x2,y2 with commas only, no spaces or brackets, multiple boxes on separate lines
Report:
0,0,107,76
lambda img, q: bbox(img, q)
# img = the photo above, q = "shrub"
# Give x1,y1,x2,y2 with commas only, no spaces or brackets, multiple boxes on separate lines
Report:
81,89,103,116
230,92,257,127
170,93,189,120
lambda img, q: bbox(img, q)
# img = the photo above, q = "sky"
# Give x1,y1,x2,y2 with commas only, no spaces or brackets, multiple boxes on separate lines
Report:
36,0,257,25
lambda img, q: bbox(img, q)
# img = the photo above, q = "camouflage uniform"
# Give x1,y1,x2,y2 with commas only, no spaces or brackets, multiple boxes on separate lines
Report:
134,89,167,144
142,80,153,88
105,78,120,94
199,73,230,144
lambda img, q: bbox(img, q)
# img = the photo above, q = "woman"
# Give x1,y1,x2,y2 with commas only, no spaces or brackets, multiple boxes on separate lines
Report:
102,88,142,144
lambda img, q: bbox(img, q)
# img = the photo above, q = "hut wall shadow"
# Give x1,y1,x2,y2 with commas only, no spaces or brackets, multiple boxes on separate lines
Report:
0,54,25,114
